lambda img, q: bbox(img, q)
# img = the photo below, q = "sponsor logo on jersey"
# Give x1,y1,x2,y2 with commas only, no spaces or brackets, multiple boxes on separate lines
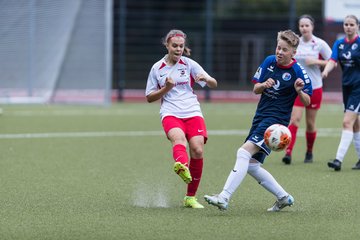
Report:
342,51,351,60
273,80,280,90
267,65,274,72
339,44,344,50
175,81,189,86
282,72,291,81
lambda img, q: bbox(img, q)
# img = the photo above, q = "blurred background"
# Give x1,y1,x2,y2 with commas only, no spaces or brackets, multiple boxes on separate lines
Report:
0,0,359,105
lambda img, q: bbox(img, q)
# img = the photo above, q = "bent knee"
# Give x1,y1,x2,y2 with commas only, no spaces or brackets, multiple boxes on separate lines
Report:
190,146,204,158
247,161,261,174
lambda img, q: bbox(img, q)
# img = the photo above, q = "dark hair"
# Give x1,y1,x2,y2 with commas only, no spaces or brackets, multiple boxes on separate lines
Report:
345,15,359,25
162,29,191,56
298,14,315,26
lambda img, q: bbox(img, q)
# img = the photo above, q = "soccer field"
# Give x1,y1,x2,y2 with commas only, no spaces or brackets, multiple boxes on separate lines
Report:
0,102,358,240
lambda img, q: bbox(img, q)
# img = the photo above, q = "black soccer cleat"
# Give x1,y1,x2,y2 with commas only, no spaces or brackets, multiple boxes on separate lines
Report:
327,159,342,171
304,152,313,163
352,160,360,170
282,154,292,165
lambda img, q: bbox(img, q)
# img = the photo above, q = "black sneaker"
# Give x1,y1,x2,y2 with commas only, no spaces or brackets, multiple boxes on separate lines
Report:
304,152,313,163
352,160,360,170
327,159,342,171
282,154,292,165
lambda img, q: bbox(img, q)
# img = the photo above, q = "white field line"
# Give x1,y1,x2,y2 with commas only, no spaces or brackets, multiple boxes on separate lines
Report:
0,128,341,140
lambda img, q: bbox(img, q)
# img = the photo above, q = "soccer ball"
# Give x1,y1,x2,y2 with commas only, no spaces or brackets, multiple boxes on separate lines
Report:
264,124,292,152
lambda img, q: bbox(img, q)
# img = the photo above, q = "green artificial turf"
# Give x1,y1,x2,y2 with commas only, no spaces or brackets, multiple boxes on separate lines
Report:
0,103,358,240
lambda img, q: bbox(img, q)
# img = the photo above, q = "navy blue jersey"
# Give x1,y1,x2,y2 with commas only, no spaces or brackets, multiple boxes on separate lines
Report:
330,35,360,86
252,55,313,125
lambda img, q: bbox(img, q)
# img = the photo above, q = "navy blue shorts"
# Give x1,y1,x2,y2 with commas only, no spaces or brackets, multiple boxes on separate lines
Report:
245,116,288,163
342,85,360,114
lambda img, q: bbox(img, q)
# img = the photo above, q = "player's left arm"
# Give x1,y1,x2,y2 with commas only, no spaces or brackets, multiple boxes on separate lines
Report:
294,78,311,106
190,58,218,88
306,40,332,67
305,58,328,67
195,74,217,88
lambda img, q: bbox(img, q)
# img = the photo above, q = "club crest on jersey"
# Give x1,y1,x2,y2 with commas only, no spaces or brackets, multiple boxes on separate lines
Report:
178,68,187,77
352,44,358,50
282,72,291,81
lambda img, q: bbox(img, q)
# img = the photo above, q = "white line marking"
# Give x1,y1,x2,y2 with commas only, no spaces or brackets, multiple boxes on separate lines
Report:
0,128,342,140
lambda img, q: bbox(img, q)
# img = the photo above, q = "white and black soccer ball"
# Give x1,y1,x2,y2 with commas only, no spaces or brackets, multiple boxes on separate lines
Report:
264,124,292,152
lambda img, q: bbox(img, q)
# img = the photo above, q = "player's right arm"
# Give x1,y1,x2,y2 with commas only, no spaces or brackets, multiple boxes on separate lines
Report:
146,77,175,103
253,78,275,94
145,65,175,103
321,60,337,79
321,39,339,78
252,56,275,94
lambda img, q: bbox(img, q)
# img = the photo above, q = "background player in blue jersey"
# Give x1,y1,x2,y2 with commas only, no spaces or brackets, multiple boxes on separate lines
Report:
322,15,360,171
204,30,312,212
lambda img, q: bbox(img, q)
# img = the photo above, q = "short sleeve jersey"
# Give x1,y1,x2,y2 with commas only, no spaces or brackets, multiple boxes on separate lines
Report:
145,56,209,120
252,55,313,124
295,35,332,89
330,35,360,86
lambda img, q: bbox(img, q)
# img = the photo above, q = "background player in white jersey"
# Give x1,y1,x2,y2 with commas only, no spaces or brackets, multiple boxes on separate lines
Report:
145,29,217,208
204,30,312,212
322,15,360,171
282,15,332,165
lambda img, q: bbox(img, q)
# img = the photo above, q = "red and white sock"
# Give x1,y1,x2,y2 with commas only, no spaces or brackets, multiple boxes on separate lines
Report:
186,158,203,197
306,131,317,153
172,144,189,166
286,124,298,156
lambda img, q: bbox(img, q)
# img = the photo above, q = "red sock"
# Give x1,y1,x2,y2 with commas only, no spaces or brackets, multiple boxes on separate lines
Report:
306,131,317,153
172,144,189,166
186,158,203,197
286,124,298,156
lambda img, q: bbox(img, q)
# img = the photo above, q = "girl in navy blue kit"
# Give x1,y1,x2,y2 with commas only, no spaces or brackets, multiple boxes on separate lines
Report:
322,15,360,171
204,30,312,212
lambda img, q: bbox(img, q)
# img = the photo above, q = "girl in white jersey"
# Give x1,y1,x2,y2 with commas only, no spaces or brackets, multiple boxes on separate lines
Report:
145,29,217,208
282,15,332,165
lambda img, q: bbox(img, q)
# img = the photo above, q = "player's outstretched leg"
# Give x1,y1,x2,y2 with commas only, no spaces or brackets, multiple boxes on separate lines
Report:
173,162,192,184
267,194,294,212
183,196,204,208
327,159,342,171
204,194,229,211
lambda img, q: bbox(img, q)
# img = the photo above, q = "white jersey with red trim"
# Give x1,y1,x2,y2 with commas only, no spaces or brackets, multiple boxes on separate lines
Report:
145,55,209,120
295,35,332,89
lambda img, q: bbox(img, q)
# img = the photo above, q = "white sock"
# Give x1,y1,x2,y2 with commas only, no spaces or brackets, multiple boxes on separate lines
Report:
220,148,251,200
353,132,360,159
336,130,353,162
247,162,287,199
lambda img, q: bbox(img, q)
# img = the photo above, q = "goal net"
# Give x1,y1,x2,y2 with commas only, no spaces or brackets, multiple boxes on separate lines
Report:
0,0,112,104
